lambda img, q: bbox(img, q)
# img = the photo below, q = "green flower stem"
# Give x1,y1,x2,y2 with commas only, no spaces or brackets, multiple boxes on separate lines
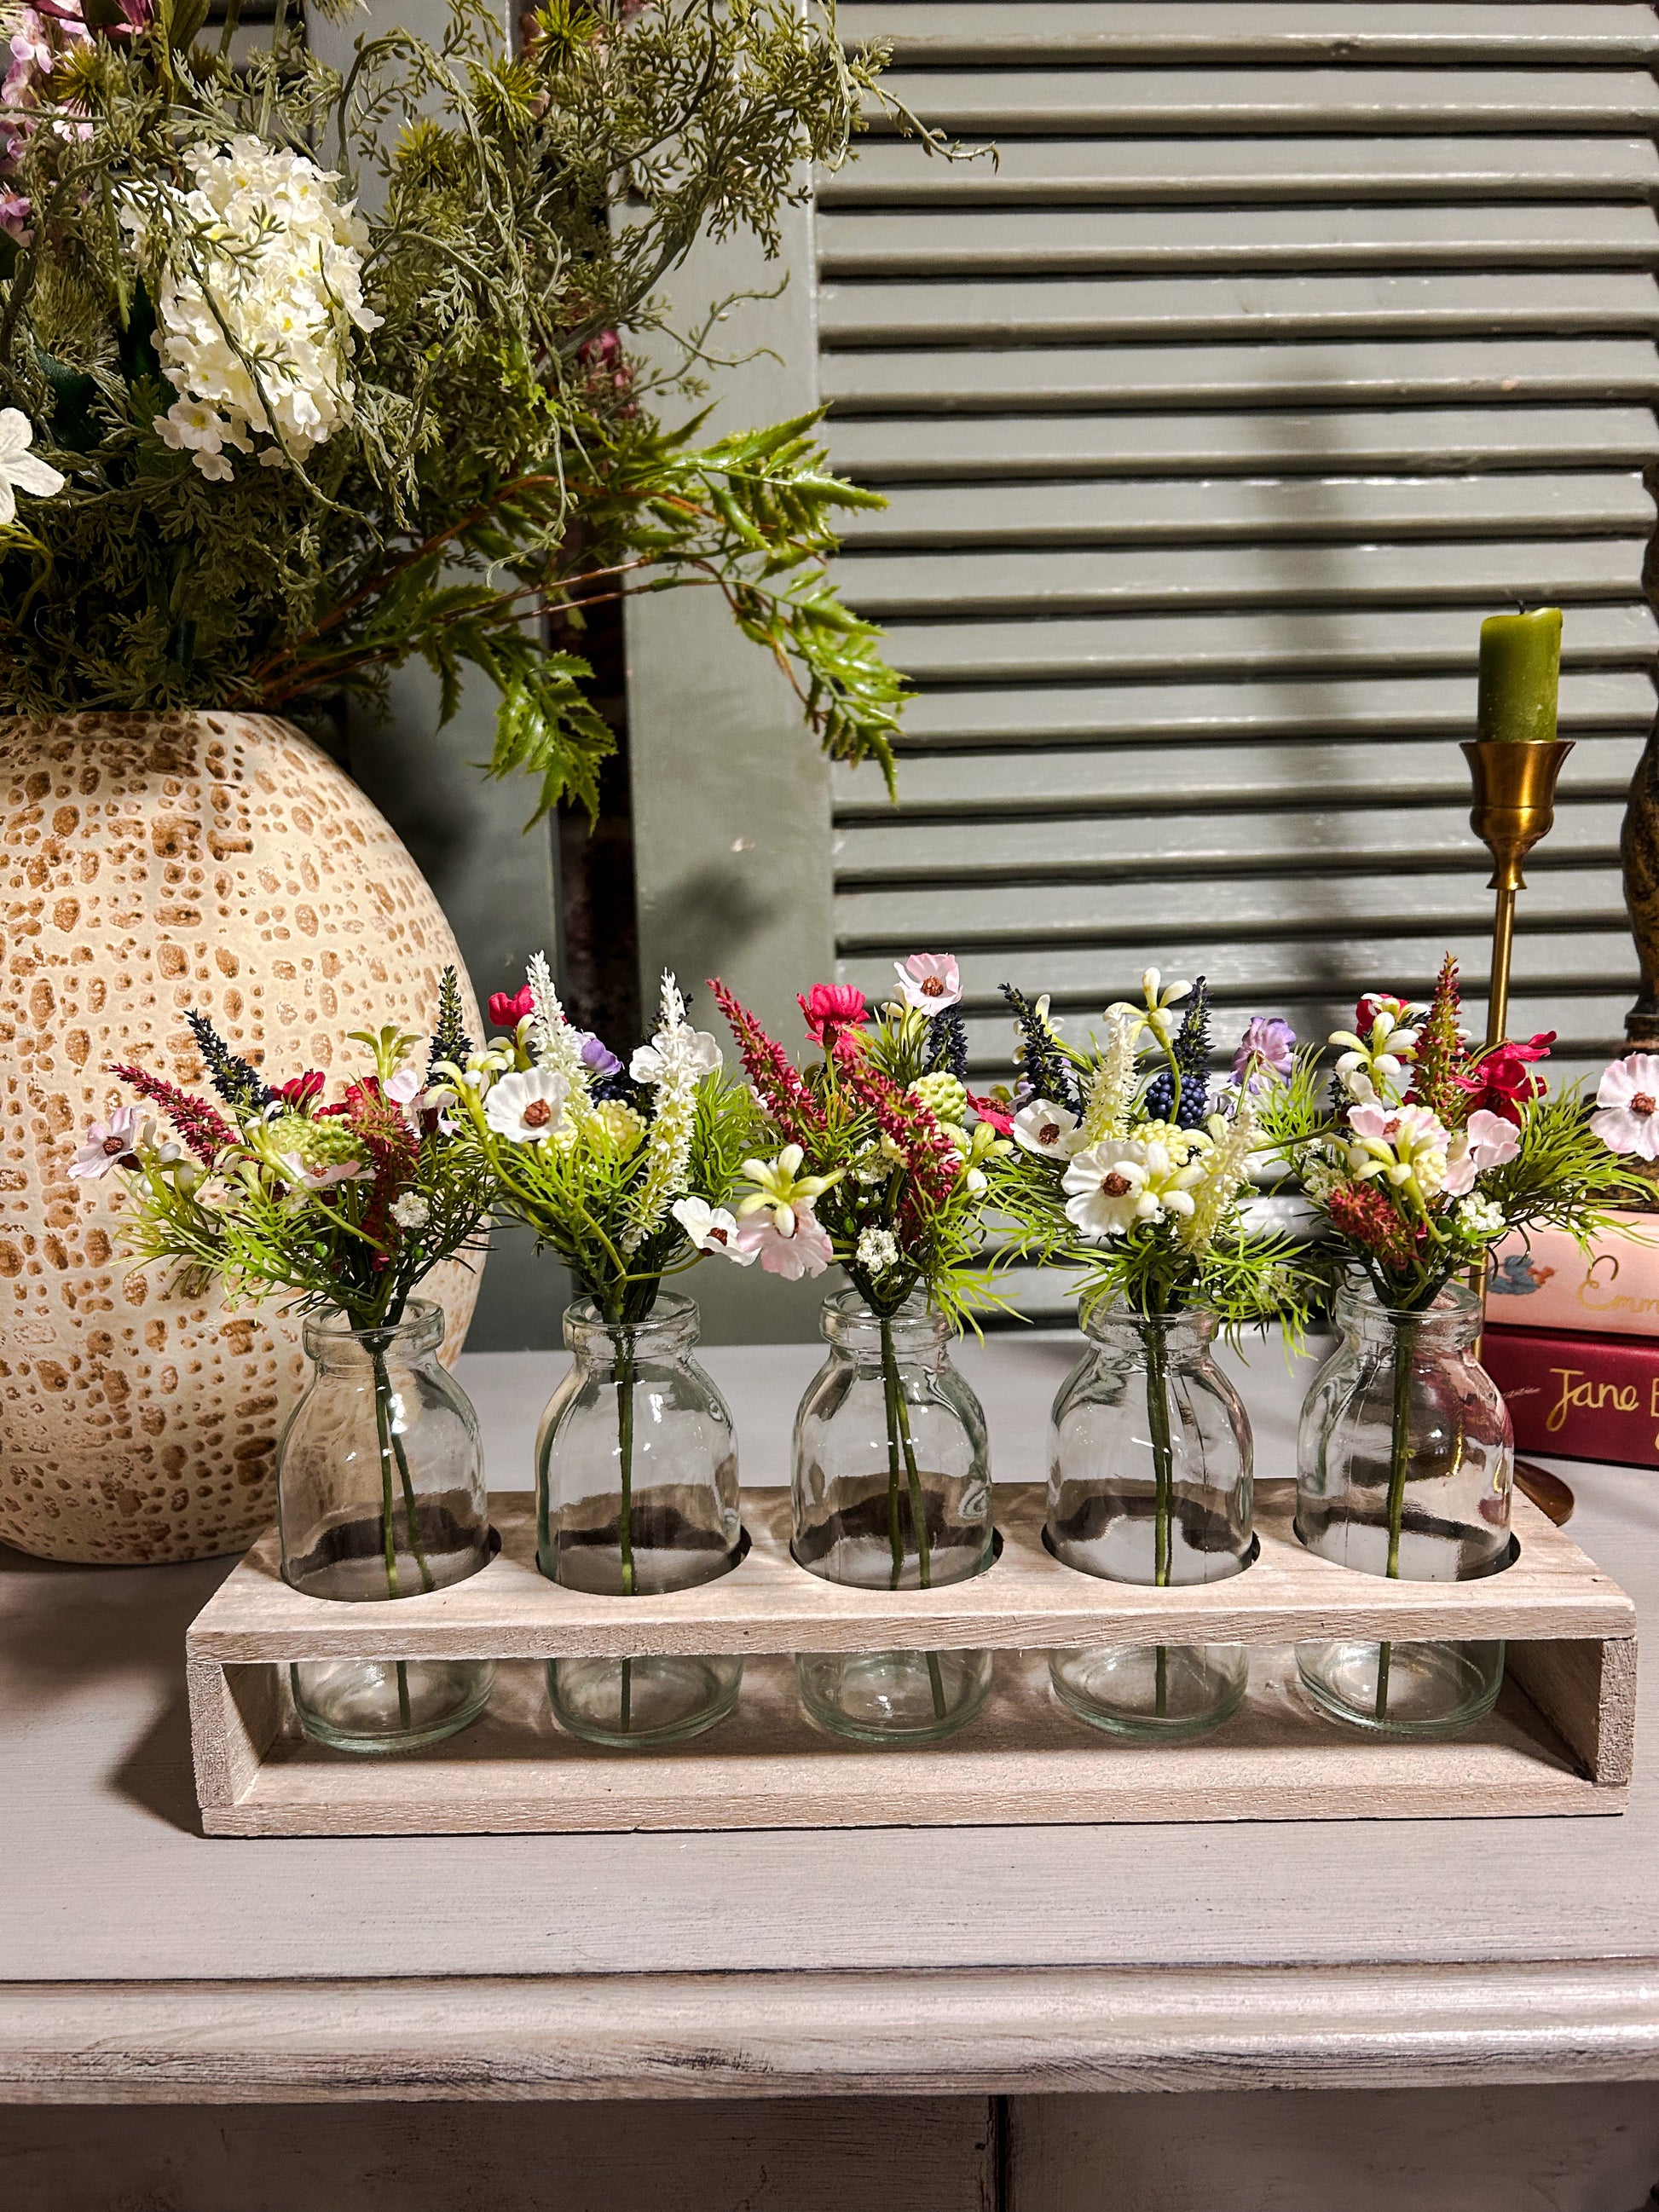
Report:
1143,1317,1176,1720
370,1354,411,1733
879,1315,946,1724
1375,1314,1419,1723
616,1331,637,1736
372,1347,434,1597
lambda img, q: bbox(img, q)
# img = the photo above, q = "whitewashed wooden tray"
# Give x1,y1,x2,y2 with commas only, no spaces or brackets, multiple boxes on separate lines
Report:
187,1481,1637,1835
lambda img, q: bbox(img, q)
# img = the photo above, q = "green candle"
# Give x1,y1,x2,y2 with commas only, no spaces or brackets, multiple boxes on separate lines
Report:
1477,606,1562,743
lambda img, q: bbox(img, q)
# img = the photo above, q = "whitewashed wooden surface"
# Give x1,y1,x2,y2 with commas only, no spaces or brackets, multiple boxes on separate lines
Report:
3,1331,1659,2099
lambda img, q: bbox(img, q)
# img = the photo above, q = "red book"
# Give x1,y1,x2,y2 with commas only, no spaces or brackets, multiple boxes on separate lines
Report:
1482,1323,1659,1469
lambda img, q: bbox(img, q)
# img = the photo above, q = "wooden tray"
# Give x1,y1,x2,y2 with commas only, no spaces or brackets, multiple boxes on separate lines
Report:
187,1481,1638,1835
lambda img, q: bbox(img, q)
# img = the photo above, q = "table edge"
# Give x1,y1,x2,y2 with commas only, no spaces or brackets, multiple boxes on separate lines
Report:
4,1957,1659,2102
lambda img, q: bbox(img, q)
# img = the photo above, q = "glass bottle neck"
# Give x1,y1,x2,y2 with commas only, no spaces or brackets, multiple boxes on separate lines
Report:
564,1291,701,1367
303,1300,443,1372
1082,1302,1220,1368
1336,1279,1482,1355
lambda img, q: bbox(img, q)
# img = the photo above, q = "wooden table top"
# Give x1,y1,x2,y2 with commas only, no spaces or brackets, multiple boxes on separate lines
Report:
4,1329,1658,2100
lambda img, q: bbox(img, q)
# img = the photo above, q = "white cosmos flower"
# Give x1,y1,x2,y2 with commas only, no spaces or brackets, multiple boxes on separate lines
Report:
1062,1139,1159,1239
1013,1099,1084,1160
0,407,66,526
1063,1136,1202,1241
631,1025,720,1085
484,1065,568,1143
671,1196,754,1263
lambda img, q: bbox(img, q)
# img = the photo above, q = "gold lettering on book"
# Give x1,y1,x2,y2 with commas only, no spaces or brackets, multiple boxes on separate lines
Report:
1546,1367,1639,1433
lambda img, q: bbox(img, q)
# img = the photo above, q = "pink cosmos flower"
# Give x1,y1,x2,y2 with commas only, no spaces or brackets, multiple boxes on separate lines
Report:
69,1106,146,1180
798,982,869,1049
1232,1015,1297,1087
1442,1107,1521,1197
1591,1053,1659,1160
893,952,962,1014
384,1067,423,1108
733,1200,835,1280
275,1152,373,1193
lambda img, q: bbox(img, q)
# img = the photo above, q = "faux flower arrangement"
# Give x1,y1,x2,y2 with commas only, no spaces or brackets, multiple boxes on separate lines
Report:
1261,956,1645,1314
0,0,912,811
706,956,1011,1614
72,973,495,1621
75,969,493,1330
439,954,759,1323
995,972,1312,1335
708,953,1012,1321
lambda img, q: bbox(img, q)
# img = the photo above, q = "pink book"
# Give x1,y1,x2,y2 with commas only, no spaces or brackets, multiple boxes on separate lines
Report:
1484,1213,1659,1338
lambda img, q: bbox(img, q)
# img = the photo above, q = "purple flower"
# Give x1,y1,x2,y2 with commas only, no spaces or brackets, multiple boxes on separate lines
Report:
578,1031,623,1081
1232,1016,1297,1089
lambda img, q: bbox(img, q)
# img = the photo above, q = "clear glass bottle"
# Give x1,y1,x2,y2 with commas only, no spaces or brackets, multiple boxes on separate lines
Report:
1296,1279,1512,1736
278,1301,494,1753
1046,1305,1252,1739
536,1293,743,1747
792,1290,993,1743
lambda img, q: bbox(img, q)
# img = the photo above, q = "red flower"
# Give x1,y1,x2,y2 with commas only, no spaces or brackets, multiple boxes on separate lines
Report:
488,986,536,1031
967,1089,1014,1135
797,983,869,1050
1455,1032,1554,1126
1355,991,1412,1037
277,1071,326,1110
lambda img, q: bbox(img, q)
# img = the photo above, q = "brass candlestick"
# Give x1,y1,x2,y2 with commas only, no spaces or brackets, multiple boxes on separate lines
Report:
1461,735,1575,1521
1460,738,1575,1048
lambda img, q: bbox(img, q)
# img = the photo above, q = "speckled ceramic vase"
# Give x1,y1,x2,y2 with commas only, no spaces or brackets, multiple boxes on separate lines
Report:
0,712,483,1564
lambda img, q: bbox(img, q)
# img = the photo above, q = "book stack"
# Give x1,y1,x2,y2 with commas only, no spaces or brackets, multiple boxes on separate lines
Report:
1481,1213,1659,1466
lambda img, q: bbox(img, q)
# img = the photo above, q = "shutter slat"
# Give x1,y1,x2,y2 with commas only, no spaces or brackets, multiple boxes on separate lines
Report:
869,68,1659,137
840,474,1656,548
876,670,1656,749
826,406,1659,481
819,204,1659,277
877,604,1658,682
837,5,1659,67
832,801,1627,884
832,733,1640,815
837,869,1629,948
824,338,1659,412
820,272,1659,347
835,537,1651,616
818,137,1659,205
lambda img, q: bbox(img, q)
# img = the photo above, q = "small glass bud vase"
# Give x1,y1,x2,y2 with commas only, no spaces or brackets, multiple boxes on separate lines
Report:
1046,1305,1252,1740
1295,1279,1512,1736
536,1294,743,1747
792,1290,993,1744
277,1302,494,1754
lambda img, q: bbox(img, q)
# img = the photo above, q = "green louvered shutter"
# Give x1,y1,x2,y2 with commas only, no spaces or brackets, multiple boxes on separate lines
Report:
821,1,1659,1206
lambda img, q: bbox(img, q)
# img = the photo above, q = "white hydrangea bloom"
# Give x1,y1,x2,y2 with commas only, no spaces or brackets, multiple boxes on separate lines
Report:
129,136,379,482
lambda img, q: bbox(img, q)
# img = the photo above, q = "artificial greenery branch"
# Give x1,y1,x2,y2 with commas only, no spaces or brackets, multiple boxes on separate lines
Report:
0,0,913,814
